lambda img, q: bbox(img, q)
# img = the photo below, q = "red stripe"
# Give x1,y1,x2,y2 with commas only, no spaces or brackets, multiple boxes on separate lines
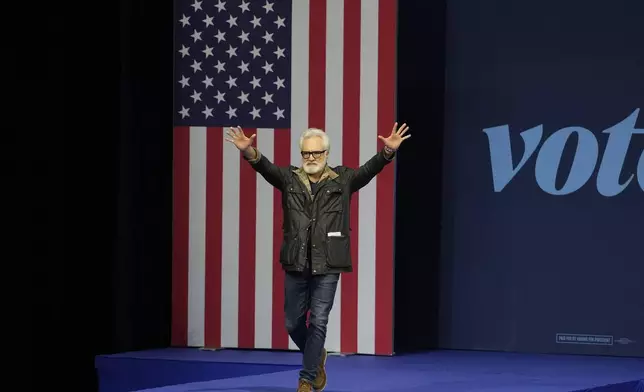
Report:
375,0,397,355
340,0,361,355
308,0,326,129
171,126,189,346
238,129,258,348
204,127,223,348
272,128,291,349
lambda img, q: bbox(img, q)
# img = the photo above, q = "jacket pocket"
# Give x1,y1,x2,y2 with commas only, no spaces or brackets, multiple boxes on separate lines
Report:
286,187,307,212
322,187,344,212
325,234,350,267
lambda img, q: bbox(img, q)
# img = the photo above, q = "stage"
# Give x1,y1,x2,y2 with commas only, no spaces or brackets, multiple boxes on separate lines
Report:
95,348,643,392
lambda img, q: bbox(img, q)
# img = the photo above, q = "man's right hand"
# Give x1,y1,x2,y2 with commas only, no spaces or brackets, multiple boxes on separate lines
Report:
225,126,256,154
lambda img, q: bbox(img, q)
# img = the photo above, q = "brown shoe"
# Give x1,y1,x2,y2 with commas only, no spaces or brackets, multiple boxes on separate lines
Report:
297,379,313,392
312,348,328,391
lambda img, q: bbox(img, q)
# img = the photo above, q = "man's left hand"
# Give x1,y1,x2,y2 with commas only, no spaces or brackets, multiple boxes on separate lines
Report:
378,122,410,151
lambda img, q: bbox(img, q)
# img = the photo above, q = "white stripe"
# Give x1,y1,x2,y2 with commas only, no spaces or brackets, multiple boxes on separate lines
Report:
187,126,206,347
324,0,344,354
325,0,344,169
291,0,309,166
255,129,274,348
288,0,310,351
221,127,240,347
357,0,379,355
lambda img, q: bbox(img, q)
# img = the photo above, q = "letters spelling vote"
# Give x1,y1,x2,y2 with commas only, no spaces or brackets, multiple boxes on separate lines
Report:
483,108,644,196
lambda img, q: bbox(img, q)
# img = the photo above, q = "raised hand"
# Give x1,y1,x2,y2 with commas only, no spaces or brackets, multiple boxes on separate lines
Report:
225,126,256,152
378,122,410,150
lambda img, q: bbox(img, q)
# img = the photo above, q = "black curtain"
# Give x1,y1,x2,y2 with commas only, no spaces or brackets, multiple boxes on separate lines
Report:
110,0,174,354
30,0,173,389
393,0,447,353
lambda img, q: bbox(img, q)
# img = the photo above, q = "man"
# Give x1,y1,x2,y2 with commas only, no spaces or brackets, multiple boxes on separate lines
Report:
225,123,410,392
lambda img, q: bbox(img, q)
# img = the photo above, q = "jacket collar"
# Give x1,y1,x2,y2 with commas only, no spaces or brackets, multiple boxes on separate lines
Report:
292,165,338,195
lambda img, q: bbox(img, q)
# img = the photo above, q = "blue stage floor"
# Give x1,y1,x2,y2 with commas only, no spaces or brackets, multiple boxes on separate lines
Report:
95,348,644,392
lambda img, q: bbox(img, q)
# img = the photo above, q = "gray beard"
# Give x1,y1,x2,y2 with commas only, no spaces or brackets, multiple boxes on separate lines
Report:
303,161,325,174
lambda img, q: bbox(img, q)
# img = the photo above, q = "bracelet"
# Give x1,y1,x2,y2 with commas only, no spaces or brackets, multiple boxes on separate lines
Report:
384,146,395,154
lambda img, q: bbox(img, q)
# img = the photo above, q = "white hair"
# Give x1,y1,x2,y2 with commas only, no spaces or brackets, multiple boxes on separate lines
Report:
299,128,330,151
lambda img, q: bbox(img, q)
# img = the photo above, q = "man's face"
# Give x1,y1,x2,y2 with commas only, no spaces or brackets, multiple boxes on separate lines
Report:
301,136,328,175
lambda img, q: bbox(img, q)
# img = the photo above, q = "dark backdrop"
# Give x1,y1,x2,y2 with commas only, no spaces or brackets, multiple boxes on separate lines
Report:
438,0,643,357
393,0,643,357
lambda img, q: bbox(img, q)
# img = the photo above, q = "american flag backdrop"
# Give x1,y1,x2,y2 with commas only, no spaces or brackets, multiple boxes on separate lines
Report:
172,0,397,355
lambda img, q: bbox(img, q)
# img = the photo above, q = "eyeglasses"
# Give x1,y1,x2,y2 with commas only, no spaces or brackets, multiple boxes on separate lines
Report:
301,150,326,159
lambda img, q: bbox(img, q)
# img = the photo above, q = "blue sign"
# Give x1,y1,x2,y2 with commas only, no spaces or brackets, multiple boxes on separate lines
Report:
438,0,643,358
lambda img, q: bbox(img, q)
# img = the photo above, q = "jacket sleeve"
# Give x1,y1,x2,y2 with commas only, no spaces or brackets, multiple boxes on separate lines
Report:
349,148,395,193
244,147,288,190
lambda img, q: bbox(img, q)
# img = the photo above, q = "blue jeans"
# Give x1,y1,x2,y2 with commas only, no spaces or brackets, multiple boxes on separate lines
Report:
284,271,340,382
